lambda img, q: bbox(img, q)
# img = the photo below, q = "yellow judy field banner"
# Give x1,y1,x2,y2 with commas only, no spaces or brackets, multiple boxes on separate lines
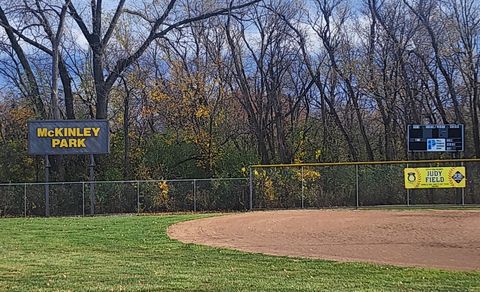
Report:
404,167,466,189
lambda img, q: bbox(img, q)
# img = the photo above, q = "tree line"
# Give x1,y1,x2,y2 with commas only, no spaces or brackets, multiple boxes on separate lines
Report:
0,0,478,182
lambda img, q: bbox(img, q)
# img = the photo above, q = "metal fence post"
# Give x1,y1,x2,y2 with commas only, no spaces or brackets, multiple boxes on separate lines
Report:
193,179,197,212
82,182,85,216
461,161,465,206
301,166,305,209
24,183,27,217
355,164,359,209
137,181,140,214
249,167,253,211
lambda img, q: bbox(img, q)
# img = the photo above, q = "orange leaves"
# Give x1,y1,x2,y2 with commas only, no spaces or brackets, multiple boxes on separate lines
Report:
0,99,34,141
3,103,34,126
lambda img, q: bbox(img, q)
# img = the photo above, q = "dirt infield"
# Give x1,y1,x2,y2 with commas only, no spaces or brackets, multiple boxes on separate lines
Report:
168,209,480,271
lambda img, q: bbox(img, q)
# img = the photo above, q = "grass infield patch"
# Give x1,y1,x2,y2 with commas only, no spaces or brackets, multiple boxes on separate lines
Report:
0,214,479,291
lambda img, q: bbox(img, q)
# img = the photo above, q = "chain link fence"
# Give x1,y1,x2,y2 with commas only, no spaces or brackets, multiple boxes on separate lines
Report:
250,160,480,209
2,160,479,217
0,178,249,217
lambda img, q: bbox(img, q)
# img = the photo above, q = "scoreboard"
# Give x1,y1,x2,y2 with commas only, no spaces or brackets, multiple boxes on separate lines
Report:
407,124,464,152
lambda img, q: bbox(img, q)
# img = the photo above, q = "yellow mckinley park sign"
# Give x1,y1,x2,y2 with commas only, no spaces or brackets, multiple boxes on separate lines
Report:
36,127,101,148
404,167,466,189
28,120,110,155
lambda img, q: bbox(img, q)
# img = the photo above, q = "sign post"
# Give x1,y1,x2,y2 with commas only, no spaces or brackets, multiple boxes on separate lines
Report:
28,120,110,216
44,155,50,217
89,154,95,215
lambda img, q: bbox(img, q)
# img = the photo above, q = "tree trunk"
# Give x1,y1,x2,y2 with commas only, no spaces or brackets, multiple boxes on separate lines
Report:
122,78,130,180
58,59,75,119
93,51,108,119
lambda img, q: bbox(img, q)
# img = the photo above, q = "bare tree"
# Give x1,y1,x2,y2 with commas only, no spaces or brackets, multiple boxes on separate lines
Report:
68,0,260,119
449,0,480,156
0,1,76,119
404,0,465,124
225,1,308,163
277,10,359,160
0,5,46,117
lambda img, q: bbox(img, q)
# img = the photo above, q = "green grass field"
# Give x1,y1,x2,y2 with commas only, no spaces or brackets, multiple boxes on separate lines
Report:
0,214,479,291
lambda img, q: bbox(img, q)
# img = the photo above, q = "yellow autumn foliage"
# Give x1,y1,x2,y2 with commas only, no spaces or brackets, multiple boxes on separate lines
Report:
195,105,210,118
153,180,170,208
294,168,321,182
264,176,275,202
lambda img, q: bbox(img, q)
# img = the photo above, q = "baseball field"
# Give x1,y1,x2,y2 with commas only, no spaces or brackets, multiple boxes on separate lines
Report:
1,210,479,291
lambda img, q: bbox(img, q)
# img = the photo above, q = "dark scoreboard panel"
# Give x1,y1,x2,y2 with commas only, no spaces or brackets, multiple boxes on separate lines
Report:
408,124,464,152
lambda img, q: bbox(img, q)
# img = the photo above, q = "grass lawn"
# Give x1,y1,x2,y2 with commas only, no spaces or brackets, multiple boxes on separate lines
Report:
0,214,479,291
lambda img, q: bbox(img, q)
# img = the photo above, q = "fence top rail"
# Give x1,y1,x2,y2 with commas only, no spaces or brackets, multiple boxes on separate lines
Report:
0,177,248,187
251,158,480,169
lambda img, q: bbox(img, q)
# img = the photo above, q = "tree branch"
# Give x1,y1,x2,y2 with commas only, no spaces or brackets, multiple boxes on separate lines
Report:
105,0,260,89
68,1,92,42
101,0,126,47
0,21,52,54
